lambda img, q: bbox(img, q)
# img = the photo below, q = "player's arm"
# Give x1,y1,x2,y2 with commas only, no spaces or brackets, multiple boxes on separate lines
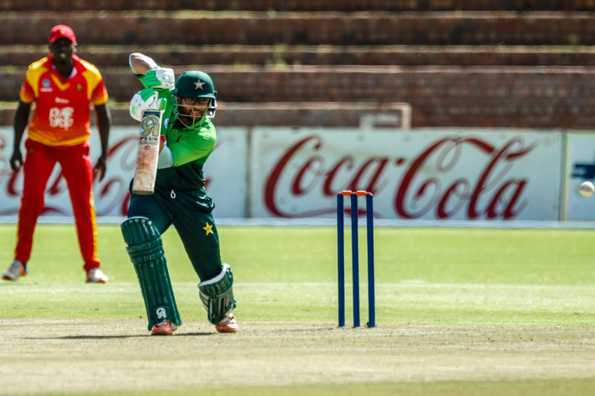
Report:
10,100,31,171
93,103,111,181
95,104,111,155
129,52,174,90
128,52,177,173
128,52,175,124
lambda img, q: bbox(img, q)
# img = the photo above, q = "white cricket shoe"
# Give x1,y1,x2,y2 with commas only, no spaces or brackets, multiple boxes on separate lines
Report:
2,260,27,281
215,313,239,333
86,268,109,284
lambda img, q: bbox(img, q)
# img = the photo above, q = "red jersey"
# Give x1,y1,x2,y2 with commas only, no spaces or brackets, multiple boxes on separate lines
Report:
19,55,108,146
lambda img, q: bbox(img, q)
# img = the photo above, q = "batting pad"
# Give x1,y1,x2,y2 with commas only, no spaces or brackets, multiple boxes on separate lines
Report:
198,263,237,324
121,217,182,330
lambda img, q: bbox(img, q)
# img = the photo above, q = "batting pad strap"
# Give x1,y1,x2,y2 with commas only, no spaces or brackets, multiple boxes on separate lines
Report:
198,263,237,325
121,217,182,330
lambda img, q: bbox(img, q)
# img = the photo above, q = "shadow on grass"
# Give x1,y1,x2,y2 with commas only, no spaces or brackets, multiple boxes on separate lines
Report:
24,331,213,340
279,326,339,332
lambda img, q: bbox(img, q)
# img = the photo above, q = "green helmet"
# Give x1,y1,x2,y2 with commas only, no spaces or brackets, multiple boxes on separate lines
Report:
173,70,217,119
174,71,216,99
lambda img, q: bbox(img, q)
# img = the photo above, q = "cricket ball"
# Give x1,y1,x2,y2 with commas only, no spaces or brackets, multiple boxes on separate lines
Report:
578,181,595,198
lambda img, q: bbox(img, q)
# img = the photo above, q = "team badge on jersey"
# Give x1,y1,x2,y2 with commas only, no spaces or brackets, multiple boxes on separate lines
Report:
41,78,52,92
76,83,83,92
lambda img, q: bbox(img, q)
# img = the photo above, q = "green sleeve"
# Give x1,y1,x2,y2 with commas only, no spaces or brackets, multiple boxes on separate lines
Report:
159,90,175,132
169,122,216,167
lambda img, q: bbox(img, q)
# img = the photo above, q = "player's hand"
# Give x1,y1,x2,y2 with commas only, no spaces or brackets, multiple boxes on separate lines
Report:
93,154,107,182
9,149,23,172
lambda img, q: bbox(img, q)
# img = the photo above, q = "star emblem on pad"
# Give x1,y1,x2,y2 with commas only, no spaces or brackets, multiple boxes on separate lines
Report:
194,80,205,90
202,222,214,236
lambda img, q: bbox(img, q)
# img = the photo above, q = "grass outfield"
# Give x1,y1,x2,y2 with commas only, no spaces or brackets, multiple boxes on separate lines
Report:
1,224,595,395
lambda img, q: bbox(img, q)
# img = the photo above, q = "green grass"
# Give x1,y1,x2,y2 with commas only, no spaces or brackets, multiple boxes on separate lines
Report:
1,225,595,395
2,225,595,324
84,378,595,396
3,225,595,284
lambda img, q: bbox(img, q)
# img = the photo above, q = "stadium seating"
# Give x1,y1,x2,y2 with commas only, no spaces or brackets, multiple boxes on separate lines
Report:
0,1,593,127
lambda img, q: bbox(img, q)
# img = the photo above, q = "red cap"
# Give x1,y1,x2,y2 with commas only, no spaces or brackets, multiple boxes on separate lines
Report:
48,24,77,45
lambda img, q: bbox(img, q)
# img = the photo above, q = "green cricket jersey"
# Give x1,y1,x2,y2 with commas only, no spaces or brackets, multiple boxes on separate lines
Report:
137,76,216,199
156,107,216,189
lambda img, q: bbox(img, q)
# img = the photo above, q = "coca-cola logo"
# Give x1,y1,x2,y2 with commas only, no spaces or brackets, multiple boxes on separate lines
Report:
0,128,554,220
264,134,535,220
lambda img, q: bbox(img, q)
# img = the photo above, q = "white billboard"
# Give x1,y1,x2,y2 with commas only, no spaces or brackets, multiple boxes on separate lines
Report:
566,132,595,221
0,127,247,218
0,126,567,222
250,128,563,221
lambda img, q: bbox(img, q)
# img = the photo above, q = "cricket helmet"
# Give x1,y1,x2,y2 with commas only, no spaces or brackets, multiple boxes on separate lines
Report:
173,70,217,121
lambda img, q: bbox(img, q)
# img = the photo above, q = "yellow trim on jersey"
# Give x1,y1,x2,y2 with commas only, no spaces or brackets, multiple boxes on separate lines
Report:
19,86,35,103
80,59,106,103
50,74,70,91
28,131,89,147
93,94,109,106
20,57,49,102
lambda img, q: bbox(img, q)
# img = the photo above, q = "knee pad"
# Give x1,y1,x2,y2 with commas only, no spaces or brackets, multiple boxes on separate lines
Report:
198,263,237,325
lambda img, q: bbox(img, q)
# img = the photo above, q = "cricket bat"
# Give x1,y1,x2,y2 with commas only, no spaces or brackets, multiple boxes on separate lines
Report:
132,109,163,195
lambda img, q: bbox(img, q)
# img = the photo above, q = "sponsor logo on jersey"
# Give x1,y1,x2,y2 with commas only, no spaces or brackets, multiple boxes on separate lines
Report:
55,97,70,104
49,107,74,130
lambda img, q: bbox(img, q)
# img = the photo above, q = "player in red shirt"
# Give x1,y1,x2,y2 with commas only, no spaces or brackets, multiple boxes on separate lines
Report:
2,25,111,283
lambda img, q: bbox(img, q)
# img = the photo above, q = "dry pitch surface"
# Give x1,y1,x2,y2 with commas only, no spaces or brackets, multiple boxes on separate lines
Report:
2,318,595,395
3,226,595,395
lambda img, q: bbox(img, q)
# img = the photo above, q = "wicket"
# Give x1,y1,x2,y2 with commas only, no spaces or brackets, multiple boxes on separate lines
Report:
336,190,376,328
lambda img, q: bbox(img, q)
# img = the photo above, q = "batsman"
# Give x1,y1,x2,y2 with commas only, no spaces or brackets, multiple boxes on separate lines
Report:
121,53,238,335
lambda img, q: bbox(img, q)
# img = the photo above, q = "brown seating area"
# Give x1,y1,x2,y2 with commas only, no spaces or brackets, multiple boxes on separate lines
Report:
3,45,595,68
1,0,594,11
1,13,595,46
0,2,592,128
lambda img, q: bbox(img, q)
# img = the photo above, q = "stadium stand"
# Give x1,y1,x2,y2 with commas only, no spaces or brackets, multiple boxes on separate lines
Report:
0,0,593,128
